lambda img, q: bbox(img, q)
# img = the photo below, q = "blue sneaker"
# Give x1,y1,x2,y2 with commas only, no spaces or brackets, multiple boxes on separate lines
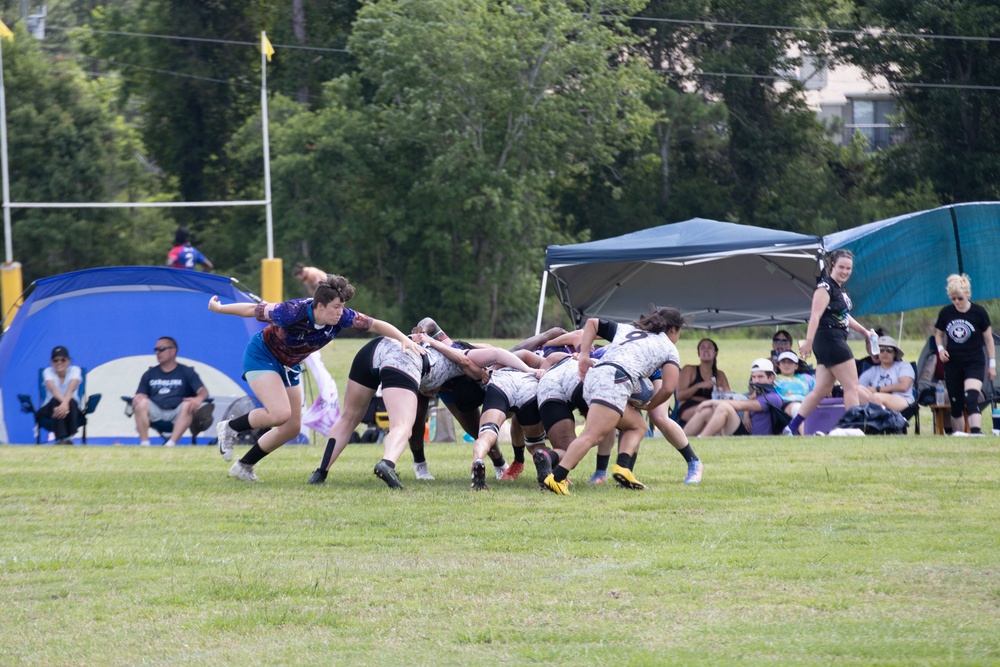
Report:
589,470,608,484
684,460,703,485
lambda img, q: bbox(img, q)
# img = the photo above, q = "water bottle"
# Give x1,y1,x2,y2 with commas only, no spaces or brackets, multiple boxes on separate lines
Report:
868,332,880,356
935,381,946,406
711,376,721,400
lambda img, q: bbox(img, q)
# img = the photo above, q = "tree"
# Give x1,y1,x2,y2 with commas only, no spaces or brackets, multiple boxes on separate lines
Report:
837,0,1000,202
2,24,172,283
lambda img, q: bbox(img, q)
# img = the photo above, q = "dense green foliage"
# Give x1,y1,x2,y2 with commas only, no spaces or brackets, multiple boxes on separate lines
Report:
2,0,997,334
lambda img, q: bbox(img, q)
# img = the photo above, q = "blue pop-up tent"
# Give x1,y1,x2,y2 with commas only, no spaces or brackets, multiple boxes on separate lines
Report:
824,202,1000,316
0,267,265,444
542,219,823,330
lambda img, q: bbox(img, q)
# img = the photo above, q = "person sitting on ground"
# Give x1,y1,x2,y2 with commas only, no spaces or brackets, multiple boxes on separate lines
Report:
37,345,84,444
167,227,214,272
773,351,815,417
683,359,784,437
856,335,915,413
292,263,328,296
674,338,730,425
132,337,210,446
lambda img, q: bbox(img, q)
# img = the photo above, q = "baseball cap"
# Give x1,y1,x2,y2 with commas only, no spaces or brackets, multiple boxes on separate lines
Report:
777,351,799,363
750,358,774,373
51,345,69,359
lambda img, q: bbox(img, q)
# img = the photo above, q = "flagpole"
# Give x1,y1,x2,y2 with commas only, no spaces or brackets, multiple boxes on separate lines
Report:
258,31,282,303
261,31,274,261
1,36,13,264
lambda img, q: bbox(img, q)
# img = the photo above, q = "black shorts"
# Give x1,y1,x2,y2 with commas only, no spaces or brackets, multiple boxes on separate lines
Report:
540,399,575,432
813,328,853,367
438,375,486,412
944,355,986,409
348,337,419,393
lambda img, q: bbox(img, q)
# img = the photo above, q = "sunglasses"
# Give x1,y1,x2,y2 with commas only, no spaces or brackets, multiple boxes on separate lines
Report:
52,357,68,362
154,346,175,353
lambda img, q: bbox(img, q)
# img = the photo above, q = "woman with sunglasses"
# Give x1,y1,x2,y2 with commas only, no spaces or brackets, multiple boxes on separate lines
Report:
38,346,83,444
934,274,996,435
785,249,877,436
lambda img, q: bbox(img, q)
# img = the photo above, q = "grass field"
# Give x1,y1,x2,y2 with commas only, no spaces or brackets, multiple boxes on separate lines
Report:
4,336,997,665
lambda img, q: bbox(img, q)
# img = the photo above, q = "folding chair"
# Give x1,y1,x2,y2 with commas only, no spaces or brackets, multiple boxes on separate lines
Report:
17,367,102,444
121,396,215,444
899,361,921,434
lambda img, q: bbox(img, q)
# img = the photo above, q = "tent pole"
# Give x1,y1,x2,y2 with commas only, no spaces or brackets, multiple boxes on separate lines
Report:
898,312,904,342
534,271,548,335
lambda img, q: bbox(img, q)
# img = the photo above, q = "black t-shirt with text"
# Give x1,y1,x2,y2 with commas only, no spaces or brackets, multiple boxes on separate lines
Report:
935,302,991,363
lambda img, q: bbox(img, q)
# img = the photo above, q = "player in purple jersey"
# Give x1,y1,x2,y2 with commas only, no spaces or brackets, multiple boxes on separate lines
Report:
209,274,423,482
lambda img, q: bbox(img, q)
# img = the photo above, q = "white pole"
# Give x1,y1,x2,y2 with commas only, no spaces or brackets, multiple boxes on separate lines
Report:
261,31,274,260
1,39,12,264
534,270,548,335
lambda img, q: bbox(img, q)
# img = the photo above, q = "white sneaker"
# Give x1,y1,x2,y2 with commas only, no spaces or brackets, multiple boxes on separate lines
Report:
164,439,176,448
952,431,969,437
494,463,509,480
413,461,435,480
229,461,258,482
781,426,794,436
139,440,151,447
216,420,237,462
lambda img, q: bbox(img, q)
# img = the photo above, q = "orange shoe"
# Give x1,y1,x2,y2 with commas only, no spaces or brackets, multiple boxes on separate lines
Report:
500,461,524,480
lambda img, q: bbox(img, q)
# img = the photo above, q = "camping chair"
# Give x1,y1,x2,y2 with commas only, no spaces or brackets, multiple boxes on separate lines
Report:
121,396,215,444
899,361,921,435
351,393,389,444
17,368,102,444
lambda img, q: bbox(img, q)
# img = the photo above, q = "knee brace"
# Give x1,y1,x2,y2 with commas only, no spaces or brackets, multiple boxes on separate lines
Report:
479,422,501,437
524,433,546,447
964,389,982,415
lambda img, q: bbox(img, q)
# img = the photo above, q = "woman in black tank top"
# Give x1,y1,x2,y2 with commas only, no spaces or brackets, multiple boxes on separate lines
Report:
675,338,729,423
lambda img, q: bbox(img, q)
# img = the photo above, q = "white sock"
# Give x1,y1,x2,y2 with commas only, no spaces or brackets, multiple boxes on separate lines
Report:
139,440,151,446
164,439,176,447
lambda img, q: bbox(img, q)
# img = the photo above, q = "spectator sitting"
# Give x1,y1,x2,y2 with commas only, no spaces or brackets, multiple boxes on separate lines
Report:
773,351,815,417
37,345,84,444
674,338,730,425
132,336,209,446
770,329,813,374
167,227,214,272
682,358,783,437
855,327,886,376
857,335,915,413
292,263,328,296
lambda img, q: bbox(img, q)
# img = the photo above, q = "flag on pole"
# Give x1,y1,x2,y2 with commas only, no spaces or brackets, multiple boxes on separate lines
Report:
261,32,274,62
0,19,14,41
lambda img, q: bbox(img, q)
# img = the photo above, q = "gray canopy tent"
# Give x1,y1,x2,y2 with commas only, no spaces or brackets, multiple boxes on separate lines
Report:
539,219,823,331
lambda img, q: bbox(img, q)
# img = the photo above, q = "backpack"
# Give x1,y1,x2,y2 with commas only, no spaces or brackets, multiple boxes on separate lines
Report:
835,403,908,435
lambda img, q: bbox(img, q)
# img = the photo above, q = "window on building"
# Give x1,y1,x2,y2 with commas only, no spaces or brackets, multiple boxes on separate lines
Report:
848,98,899,150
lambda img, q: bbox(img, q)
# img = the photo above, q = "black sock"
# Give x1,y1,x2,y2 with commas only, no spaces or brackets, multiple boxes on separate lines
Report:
229,413,252,433
616,452,632,469
411,446,426,465
595,454,610,472
971,427,983,434
240,444,268,466
630,451,639,469
548,450,561,467
513,445,525,464
677,445,698,463
379,459,395,469
488,451,506,468
552,465,570,483
319,438,336,471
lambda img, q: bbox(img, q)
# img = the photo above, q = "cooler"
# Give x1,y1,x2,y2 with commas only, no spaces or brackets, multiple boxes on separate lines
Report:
803,398,846,435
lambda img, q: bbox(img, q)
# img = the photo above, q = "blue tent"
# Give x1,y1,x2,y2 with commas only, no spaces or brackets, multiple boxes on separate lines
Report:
824,202,1000,316
0,267,265,444
544,219,823,329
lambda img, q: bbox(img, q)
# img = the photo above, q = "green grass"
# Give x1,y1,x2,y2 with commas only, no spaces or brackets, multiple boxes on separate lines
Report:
2,436,998,666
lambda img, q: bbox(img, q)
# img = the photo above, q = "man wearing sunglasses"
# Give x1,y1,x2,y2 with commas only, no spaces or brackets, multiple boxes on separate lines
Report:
132,337,209,446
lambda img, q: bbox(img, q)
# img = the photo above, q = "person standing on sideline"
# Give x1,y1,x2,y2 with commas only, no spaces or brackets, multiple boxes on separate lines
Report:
934,274,996,435
167,227,214,271
784,249,878,436
210,274,424,481
132,337,209,446
292,263,328,296
37,346,84,444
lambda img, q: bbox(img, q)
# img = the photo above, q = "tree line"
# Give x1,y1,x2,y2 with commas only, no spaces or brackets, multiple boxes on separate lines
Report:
3,0,998,336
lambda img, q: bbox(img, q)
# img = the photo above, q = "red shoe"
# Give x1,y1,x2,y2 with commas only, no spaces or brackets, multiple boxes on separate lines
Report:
500,461,524,480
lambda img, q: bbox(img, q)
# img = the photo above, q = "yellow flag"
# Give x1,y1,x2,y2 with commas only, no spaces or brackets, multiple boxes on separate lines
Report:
0,19,14,42
261,32,274,62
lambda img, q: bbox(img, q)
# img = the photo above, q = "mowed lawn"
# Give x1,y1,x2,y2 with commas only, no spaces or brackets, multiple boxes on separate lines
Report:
2,434,998,666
